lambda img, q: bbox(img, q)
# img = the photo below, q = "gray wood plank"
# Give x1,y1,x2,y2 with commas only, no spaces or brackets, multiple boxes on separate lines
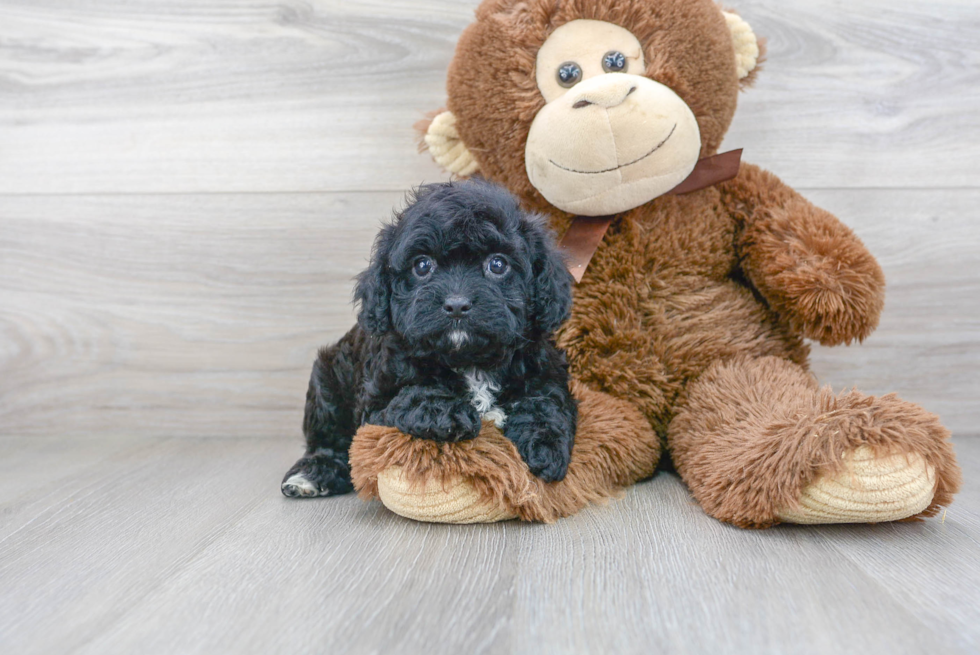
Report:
802,439,980,653
0,437,291,655
75,492,518,655
0,437,974,654
723,0,980,191
0,192,400,438
506,475,970,655
0,436,133,507
1,189,976,438
0,436,155,537
1,0,978,193
805,189,980,433
0,0,459,194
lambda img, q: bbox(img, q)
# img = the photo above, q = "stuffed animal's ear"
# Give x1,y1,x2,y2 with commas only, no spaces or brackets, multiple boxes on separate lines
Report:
354,223,397,335
721,10,764,86
417,110,481,177
522,216,574,336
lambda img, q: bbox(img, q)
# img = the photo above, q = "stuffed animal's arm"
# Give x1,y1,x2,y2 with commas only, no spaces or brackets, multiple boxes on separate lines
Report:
721,163,885,345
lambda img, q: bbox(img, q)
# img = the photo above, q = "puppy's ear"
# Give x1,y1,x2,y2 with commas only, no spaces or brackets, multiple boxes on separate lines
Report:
522,215,573,335
354,223,397,335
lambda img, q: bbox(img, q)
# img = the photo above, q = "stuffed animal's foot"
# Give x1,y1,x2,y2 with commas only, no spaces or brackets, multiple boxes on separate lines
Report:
776,446,936,524
670,356,961,528
349,384,661,523
376,466,517,523
772,389,961,525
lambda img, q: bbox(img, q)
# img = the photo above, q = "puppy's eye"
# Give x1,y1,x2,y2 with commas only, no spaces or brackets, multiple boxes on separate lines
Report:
602,51,627,73
487,255,509,276
413,256,435,278
556,62,582,88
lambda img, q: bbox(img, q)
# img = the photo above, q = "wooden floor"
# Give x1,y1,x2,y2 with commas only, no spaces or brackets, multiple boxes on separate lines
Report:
2,0,980,652
0,436,977,654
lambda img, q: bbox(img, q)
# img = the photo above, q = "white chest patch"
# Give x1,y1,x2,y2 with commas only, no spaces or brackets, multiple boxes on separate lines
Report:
459,368,507,428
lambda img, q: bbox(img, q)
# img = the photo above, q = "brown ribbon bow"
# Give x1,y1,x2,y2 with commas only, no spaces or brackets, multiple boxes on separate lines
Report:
559,149,743,282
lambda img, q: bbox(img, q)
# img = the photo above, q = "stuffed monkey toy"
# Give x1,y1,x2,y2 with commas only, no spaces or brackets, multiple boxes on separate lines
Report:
348,0,961,527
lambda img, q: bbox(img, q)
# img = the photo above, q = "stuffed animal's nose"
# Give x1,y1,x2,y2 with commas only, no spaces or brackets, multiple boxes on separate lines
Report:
443,295,472,317
570,75,637,109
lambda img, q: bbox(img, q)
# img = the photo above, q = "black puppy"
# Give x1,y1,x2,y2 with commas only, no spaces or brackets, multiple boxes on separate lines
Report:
281,181,578,498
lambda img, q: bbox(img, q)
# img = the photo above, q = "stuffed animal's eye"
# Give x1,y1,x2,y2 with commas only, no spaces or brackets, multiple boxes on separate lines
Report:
487,255,509,276
556,62,582,88
413,256,435,278
602,51,627,73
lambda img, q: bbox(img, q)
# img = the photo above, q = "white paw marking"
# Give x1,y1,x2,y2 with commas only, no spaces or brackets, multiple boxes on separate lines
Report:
460,368,507,428
283,473,318,497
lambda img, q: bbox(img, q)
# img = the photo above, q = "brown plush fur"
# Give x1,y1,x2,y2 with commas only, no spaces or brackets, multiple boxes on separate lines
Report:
725,164,886,346
669,356,961,528
353,0,961,525
553,174,812,436
351,382,661,522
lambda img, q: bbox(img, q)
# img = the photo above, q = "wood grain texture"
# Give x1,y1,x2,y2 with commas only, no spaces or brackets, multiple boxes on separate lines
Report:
1,189,976,438
723,0,980,191
0,435,141,536
1,2,977,653
805,189,980,432
0,192,399,438
0,437,289,654
1,0,978,193
0,435,977,654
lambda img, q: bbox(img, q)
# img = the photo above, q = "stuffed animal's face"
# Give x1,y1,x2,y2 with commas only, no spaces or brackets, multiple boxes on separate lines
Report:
355,181,573,368
423,0,762,216
526,19,703,215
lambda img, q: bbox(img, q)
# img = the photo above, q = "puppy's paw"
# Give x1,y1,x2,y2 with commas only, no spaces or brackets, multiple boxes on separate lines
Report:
513,427,573,483
282,473,319,497
433,400,482,442
281,449,354,498
385,395,481,443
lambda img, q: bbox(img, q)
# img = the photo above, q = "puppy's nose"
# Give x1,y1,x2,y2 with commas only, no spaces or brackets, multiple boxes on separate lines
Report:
443,295,472,318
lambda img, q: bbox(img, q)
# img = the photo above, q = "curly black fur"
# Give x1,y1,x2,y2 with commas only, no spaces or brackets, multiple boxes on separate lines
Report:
282,181,577,498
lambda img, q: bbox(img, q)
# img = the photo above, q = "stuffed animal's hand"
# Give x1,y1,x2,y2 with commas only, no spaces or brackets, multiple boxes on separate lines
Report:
740,202,885,345
729,165,885,346
381,386,482,442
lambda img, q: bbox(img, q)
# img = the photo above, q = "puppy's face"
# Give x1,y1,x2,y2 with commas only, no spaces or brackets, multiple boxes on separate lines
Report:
356,181,572,367
392,240,525,360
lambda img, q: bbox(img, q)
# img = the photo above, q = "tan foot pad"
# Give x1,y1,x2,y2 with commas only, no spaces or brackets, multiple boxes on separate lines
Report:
777,446,936,524
376,466,517,524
